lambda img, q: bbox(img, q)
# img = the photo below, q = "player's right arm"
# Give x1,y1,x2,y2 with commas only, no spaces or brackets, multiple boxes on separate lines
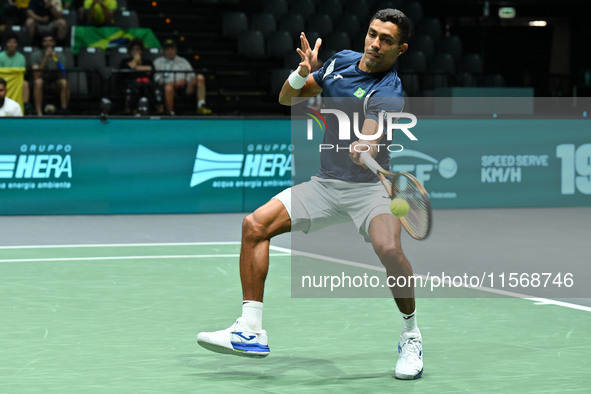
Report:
278,32,322,106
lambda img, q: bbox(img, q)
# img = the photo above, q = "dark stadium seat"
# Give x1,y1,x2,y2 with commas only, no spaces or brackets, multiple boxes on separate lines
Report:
399,50,427,73
108,47,128,68
222,12,248,38
76,47,107,99
344,0,369,22
270,68,291,96
324,32,351,53
277,14,305,40
267,30,294,58
289,0,315,20
402,1,423,25
263,0,288,18
238,30,265,58
10,26,31,48
484,73,506,87
417,18,442,43
399,72,421,96
438,35,463,62
114,10,139,29
307,14,333,38
410,35,434,62
283,50,301,68
317,0,343,20
21,46,34,66
145,48,163,62
77,47,106,69
251,13,277,37
456,72,477,87
431,53,455,75
460,53,483,74
371,0,404,14
62,9,77,30
335,14,362,38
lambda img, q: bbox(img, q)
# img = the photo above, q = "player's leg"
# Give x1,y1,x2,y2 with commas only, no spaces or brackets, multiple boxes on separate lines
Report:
369,214,415,312
33,76,43,116
163,82,175,113
25,17,37,42
22,80,30,111
56,77,69,110
197,198,291,358
240,198,291,301
369,213,423,380
195,73,211,114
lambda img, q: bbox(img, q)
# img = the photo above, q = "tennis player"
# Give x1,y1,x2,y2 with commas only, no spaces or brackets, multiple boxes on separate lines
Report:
198,9,423,380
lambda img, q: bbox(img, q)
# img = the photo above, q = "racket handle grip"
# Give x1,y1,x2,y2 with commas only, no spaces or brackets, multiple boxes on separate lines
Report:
360,151,380,174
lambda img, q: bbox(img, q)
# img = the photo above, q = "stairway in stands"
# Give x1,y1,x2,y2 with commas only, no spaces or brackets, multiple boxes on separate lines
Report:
128,0,286,115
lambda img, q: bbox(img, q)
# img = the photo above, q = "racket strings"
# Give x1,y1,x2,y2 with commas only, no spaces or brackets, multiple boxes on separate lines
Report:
392,175,431,239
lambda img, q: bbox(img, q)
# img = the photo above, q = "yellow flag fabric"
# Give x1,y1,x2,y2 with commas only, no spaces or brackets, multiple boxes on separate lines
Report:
14,0,30,8
0,68,26,113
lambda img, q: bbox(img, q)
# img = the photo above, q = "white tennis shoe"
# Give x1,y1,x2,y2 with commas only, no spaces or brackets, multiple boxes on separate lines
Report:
197,317,270,358
395,332,423,379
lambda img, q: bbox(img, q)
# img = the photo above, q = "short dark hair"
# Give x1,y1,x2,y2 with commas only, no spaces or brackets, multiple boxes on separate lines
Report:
3,32,19,45
127,38,145,52
370,8,412,44
40,32,56,47
0,77,7,87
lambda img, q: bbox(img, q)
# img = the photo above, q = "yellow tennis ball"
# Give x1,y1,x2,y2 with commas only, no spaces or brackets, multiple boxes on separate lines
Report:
390,198,410,217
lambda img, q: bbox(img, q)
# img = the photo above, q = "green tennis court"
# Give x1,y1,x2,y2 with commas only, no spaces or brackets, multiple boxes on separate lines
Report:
1,242,590,393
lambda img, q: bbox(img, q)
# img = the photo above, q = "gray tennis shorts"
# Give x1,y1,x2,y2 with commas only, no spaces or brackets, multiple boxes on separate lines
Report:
273,176,392,242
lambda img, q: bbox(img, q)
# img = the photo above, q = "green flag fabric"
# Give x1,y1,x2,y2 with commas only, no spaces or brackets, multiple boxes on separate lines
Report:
72,26,162,54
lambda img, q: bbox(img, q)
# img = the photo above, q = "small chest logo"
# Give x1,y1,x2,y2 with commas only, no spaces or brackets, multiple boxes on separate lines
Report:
353,87,366,98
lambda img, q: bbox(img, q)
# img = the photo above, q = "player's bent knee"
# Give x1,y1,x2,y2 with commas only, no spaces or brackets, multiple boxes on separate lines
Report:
242,214,270,243
375,244,405,266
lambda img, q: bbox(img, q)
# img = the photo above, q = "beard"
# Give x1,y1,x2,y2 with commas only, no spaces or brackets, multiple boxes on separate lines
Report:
0,97,5,108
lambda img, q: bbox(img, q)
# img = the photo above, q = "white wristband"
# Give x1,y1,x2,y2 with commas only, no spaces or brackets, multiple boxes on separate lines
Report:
288,67,308,89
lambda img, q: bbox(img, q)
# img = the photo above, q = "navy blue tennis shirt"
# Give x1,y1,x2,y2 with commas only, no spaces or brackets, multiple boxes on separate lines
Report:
312,50,404,182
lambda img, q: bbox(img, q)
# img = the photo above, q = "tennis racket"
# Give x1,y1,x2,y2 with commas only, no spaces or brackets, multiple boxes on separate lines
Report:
360,151,432,240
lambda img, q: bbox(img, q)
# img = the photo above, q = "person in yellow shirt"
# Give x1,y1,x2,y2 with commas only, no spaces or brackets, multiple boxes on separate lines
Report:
83,0,116,26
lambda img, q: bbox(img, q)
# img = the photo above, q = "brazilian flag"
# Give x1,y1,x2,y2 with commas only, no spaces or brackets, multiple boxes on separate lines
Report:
72,27,162,54
0,68,25,112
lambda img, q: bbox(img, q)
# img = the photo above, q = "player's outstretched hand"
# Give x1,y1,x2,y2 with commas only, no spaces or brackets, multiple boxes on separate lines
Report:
296,32,321,76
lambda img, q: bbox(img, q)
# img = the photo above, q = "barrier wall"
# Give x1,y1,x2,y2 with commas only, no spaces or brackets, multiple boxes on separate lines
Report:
0,117,588,215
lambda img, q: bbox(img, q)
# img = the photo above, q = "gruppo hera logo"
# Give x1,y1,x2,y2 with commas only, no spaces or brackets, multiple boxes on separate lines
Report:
305,108,418,153
190,145,293,189
390,149,458,190
0,144,73,191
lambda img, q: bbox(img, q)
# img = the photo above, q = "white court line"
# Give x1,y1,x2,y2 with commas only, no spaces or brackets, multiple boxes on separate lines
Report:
270,245,591,313
2,241,588,312
0,253,288,263
0,241,241,250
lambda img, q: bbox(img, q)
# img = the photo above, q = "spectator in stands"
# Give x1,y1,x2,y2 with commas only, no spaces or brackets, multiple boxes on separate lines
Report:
153,39,211,115
0,77,23,116
0,33,30,113
30,32,69,115
82,0,117,26
119,38,163,114
1,0,29,27
25,0,68,45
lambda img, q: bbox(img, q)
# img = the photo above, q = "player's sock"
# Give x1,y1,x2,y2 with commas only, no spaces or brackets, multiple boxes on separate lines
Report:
242,300,263,331
401,310,420,336
198,99,206,108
